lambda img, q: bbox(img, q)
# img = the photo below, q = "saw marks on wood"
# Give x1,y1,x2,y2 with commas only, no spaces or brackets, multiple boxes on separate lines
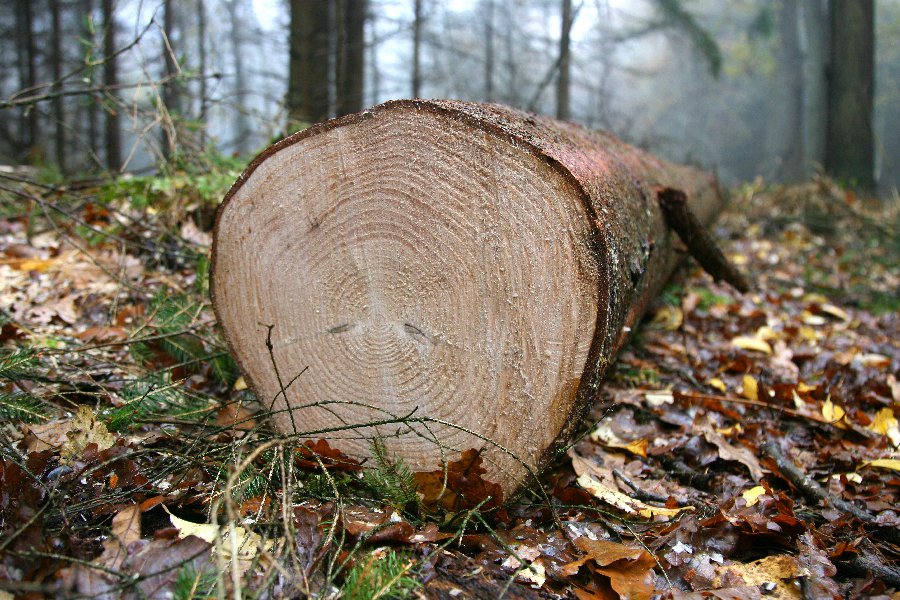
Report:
213,106,600,492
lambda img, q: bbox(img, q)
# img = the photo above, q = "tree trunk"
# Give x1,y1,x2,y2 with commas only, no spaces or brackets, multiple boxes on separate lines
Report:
411,0,423,98
197,0,208,148
161,0,180,160
556,0,572,120
51,0,67,174
16,0,39,161
484,0,494,101
102,0,121,171
777,0,804,181
335,0,366,117
82,0,100,167
225,0,250,154
824,0,875,191
211,101,724,496
802,0,829,171
287,0,331,128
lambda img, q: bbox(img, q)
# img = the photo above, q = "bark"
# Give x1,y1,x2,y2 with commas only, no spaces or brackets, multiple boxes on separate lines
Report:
778,0,804,181
51,0,67,174
197,0,208,147
16,0,39,160
824,0,875,191
102,0,121,171
287,0,331,128
225,0,250,154
411,0,423,98
81,0,100,165
211,100,724,496
803,0,829,169
335,0,366,117
556,0,572,120
484,0,494,101
162,0,180,160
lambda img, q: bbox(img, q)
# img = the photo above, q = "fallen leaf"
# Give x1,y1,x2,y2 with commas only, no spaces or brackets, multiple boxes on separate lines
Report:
574,538,657,600
711,554,801,600
868,408,900,447
730,336,772,354
577,473,690,519
414,448,504,512
650,305,683,331
861,459,900,472
821,398,847,428
590,422,648,457
165,506,278,570
820,303,850,322
741,375,758,401
26,406,117,462
701,428,764,481
296,439,363,472
708,378,727,393
741,486,766,507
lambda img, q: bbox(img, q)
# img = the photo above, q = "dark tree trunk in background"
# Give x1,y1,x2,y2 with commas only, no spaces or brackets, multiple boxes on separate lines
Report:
16,0,39,160
825,0,875,191
287,0,331,128
162,0,180,160
197,0,208,147
102,0,121,171
778,0,804,180
82,0,100,165
556,0,572,120
51,0,67,173
225,0,250,154
484,0,495,101
803,0,829,170
412,0,423,97
335,0,366,117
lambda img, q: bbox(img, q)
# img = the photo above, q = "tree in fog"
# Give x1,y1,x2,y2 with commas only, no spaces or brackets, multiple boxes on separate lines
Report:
287,0,331,128
825,0,875,191
335,0,367,117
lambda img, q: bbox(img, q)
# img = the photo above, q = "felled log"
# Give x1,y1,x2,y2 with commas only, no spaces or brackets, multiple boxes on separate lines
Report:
211,100,724,497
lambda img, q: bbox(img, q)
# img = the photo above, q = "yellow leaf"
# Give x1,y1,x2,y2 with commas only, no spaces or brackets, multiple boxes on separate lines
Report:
861,459,900,472
821,303,850,322
792,389,807,410
708,378,727,393
797,382,816,393
576,474,692,519
650,305,683,331
589,422,648,457
742,375,759,401
868,408,900,447
822,398,847,428
233,376,248,391
756,326,777,341
731,336,772,354
742,485,766,506
165,506,276,563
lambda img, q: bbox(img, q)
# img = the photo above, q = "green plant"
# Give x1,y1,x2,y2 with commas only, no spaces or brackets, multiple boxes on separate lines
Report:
361,439,419,511
341,549,420,600
172,564,218,600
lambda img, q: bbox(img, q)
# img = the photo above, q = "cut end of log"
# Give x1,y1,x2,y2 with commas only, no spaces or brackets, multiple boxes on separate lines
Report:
212,100,723,497
212,102,602,493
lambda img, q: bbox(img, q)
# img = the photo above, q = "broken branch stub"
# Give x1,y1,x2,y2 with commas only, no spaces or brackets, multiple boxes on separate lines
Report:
211,100,724,497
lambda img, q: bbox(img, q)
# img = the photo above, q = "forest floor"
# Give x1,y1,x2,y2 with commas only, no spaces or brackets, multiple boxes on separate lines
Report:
0,171,898,600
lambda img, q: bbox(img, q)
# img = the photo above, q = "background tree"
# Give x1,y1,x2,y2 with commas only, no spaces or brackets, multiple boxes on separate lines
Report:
287,0,330,129
556,0,572,120
102,0,121,171
335,0,367,117
825,0,875,191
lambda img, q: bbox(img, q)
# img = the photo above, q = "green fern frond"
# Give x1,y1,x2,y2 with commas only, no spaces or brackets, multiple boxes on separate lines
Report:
0,349,39,382
104,374,211,431
172,564,218,600
362,439,419,510
342,549,420,600
0,391,52,424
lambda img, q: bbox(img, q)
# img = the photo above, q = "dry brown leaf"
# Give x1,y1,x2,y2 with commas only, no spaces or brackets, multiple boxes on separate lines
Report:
574,538,657,600
701,428,764,481
577,473,690,519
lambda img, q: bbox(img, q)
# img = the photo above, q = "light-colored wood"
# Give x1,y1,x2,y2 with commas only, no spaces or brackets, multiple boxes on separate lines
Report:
212,100,722,496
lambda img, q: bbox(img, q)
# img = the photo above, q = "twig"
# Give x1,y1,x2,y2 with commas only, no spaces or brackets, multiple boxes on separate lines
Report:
760,441,900,545
657,187,750,292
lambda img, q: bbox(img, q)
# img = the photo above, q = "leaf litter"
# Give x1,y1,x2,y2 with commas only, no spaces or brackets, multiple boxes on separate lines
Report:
0,174,898,598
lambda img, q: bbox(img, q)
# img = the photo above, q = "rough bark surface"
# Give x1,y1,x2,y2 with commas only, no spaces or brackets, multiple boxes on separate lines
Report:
211,100,722,496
